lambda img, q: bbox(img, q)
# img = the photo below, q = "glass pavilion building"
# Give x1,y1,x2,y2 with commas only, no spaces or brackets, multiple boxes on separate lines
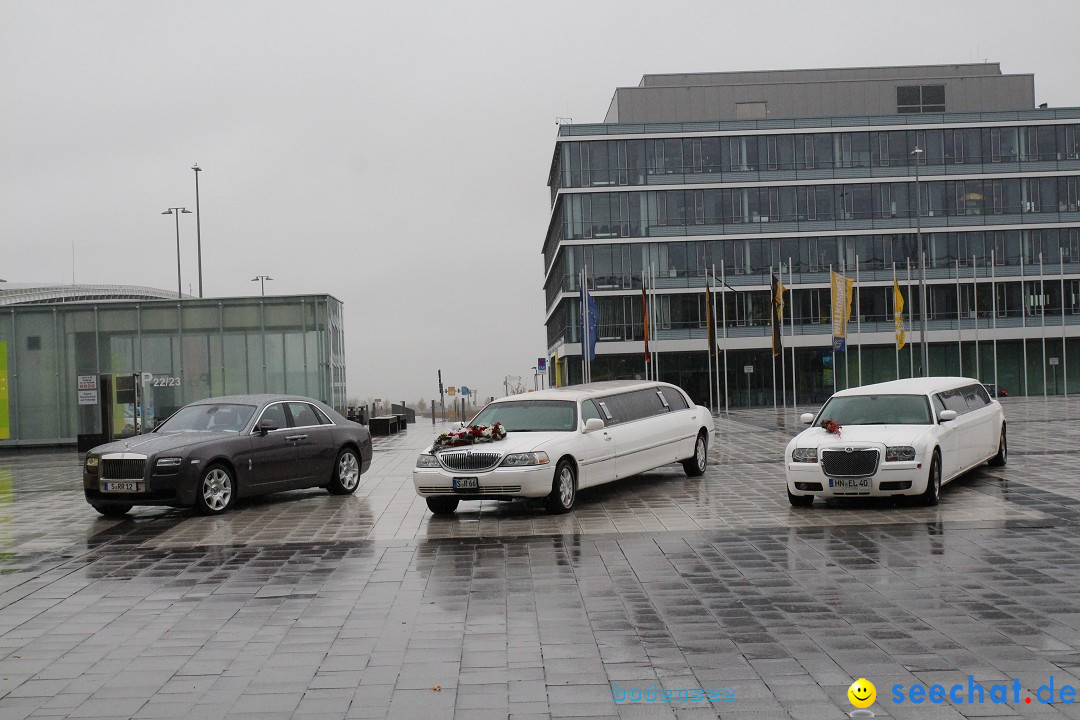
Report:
543,64,1080,407
0,284,346,445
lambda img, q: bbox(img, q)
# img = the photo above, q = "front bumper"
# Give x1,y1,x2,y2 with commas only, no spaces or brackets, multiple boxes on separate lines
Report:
413,464,556,500
785,459,927,498
83,465,197,508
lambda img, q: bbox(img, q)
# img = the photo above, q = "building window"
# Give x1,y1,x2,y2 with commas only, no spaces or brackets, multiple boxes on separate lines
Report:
897,85,946,113
26,336,41,351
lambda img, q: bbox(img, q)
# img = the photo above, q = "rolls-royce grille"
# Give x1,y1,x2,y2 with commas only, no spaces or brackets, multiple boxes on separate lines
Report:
101,458,147,480
820,449,879,478
438,451,502,472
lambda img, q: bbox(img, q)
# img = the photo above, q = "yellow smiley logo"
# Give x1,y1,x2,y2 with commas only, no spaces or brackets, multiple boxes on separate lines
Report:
847,678,876,708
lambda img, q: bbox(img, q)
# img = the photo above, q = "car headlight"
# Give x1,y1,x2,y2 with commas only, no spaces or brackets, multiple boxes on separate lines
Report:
155,457,183,467
416,454,440,469
885,446,917,462
501,452,550,467
85,456,99,471
791,447,818,463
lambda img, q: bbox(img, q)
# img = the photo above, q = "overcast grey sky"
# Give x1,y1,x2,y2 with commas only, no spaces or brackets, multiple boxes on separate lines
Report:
3,0,1079,404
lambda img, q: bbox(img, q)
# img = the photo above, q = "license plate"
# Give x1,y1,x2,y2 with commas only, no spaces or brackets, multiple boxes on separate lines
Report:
829,478,871,489
453,477,479,491
101,481,144,493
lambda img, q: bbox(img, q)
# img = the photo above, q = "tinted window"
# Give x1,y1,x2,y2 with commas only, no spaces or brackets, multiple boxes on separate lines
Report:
604,388,668,424
936,388,969,415
661,388,690,410
961,384,990,411
258,403,289,428
287,402,322,427
311,405,333,424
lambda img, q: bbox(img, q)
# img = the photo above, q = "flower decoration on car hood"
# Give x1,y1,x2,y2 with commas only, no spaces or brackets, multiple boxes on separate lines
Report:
432,422,507,452
819,418,842,437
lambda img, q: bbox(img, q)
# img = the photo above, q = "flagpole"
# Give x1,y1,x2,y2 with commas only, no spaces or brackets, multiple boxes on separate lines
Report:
907,257,914,378
789,258,797,414
651,263,659,379
991,249,999,394
829,263,836,394
1040,251,1047,397
580,268,587,384
706,274,714,413
720,261,729,415
894,262,900,380
1062,247,1068,398
1021,253,1028,396
779,263,787,414
770,264,777,412
973,255,980,381
855,255,862,386
956,258,963,376
642,270,649,381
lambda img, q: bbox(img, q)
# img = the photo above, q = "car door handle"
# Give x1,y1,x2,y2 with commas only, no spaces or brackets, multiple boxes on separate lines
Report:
285,434,307,441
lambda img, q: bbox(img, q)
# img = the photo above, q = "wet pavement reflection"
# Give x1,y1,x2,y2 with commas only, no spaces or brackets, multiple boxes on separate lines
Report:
0,398,1079,718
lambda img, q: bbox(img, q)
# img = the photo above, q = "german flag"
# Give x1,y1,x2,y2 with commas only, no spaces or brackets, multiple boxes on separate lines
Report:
771,274,786,357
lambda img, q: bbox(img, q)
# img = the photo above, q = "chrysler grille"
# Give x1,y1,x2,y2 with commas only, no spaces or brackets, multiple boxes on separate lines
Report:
820,449,880,478
438,451,502,472
100,458,147,480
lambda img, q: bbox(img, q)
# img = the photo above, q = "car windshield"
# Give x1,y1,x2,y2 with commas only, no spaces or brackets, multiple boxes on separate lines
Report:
155,403,257,433
817,394,932,425
468,400,577,432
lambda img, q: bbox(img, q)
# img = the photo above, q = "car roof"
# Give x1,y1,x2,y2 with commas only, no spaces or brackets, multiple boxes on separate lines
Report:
493,380,683,404
832,376,982,398
185,394,323,406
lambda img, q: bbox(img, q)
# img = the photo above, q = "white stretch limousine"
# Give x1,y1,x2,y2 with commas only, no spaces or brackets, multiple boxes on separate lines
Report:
785,377,1006,506
413,381,715,514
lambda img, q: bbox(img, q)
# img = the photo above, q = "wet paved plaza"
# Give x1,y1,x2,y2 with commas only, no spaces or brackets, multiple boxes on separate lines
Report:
2,398,1080,719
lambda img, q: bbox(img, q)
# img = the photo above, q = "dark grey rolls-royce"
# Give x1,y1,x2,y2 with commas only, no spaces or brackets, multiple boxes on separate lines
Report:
83,394,373,516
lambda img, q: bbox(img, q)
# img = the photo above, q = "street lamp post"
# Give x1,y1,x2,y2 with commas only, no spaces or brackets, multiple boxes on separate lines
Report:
161,207,191,299
911,147,930,376
192,164,203,298
251,275,273,296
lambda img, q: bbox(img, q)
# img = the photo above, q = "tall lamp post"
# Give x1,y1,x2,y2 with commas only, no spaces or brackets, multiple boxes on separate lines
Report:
911,147,930,376
161,207,191,299
251,275,273,296
192,164,203,298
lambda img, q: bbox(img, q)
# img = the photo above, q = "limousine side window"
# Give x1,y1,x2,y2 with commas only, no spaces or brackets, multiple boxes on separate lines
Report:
661,389,689,411
580,400,602,425
963,384,991,410
936,388,970,416
603,388,669,426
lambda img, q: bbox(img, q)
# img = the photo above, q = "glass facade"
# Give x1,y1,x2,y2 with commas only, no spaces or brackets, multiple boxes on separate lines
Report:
545,108,1080,407
0,295,346,445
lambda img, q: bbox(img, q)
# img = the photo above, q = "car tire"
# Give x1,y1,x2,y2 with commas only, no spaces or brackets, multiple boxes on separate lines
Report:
92,504,130,518
681,431,708,477
787,489,814,507
989,426,1007,467
195,463,236,515
327,447,361,495
545,459,577,514
920,450,942,506
426,497,459,515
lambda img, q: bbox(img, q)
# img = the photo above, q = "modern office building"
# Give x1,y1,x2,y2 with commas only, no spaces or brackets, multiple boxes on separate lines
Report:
0,284,346,445
543,64,1080,407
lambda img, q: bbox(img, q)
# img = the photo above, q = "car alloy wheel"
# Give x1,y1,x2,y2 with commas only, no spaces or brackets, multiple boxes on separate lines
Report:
545,459,577,514
682,432,708,477
198,465,234,514
328,448,361,495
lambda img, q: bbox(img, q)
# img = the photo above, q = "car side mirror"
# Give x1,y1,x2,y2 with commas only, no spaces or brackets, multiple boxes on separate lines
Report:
257,419,278,436
938,410,957,422
583,418,605,433
800,413,815,425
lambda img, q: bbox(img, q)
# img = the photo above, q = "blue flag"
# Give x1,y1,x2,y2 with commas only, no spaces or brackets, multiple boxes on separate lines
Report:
580,279,600,362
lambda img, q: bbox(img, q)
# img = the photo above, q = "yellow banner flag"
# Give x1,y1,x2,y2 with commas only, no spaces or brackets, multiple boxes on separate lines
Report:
893,278,906,350
554,349,563,387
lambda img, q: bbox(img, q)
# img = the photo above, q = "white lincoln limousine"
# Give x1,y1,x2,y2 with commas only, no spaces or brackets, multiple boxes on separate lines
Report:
413,381,714,514
785,377,1006,506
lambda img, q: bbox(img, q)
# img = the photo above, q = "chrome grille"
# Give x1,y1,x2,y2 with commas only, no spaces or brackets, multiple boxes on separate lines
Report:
438,450,502,472
100,458,147,480
419,485,521,494
820,449,879,478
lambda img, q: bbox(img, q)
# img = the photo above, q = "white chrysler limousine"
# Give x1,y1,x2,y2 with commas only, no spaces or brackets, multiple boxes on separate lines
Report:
785,377,1006,507
413,381,714,515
